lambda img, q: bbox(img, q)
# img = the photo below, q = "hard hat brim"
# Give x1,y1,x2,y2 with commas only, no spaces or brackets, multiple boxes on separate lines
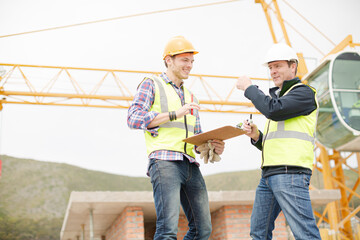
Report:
163,50,199,60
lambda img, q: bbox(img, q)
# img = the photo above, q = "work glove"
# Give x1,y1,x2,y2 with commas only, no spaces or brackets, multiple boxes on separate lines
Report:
197,143,210,164
197,141,221,164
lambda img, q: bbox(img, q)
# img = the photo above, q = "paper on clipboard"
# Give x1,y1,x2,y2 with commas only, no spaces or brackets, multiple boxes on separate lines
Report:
183,125,245,146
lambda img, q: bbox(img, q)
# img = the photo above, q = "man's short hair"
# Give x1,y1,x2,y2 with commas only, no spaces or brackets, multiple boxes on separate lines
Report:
164,55,175,68
287,60,298,75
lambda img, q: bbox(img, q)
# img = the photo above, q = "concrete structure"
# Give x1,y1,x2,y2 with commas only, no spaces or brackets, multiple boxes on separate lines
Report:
61,190,340,240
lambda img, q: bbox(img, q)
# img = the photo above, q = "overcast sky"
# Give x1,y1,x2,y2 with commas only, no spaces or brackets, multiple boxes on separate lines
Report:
0,0,359,177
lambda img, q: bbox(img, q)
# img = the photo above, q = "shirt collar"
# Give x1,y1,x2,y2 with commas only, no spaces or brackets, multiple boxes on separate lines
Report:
270,77,301,97
160,72,184,88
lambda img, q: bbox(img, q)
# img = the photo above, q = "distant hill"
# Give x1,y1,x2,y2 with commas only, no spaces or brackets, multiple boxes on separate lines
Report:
0,155,262,221
0,155,152,220
0,155,358,239
0,155,154,239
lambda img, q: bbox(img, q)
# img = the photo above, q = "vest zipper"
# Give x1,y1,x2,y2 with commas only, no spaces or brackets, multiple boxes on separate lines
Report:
261,120,271,168
184,115,188,154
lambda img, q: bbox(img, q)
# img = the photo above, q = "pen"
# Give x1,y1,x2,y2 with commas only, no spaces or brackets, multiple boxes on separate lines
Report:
191,94,193,115
248,114,253,125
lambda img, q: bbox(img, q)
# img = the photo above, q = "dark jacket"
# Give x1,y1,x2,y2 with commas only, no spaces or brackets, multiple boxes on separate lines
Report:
244,77,317,177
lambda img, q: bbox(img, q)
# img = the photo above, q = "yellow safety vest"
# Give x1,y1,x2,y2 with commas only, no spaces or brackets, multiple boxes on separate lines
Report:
144,76,197,158
262,83,318,170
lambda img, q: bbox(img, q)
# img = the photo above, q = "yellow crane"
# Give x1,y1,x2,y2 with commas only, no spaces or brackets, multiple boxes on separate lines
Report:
0,63,265,114
0,0,360,239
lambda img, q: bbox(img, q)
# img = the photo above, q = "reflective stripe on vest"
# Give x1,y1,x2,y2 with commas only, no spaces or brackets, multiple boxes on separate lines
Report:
262,83,318,170
266,121,315,145
144,76,197,157
151,77,196,133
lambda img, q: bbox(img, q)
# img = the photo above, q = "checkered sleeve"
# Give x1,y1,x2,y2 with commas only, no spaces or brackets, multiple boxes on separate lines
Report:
127,78,159,136
194,111,202,135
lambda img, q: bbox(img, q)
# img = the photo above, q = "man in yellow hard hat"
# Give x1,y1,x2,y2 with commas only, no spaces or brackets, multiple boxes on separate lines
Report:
236,43,321,239
127,36,225,239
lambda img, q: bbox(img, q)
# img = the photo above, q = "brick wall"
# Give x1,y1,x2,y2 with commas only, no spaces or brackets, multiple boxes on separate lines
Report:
106,205,288,240
106,207,145,240
210,205,288,240
177,215,188,239
273,214,288,240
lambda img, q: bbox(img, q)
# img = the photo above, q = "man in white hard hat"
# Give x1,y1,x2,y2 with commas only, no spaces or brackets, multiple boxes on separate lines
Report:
236,43,321,239
127,36,225,239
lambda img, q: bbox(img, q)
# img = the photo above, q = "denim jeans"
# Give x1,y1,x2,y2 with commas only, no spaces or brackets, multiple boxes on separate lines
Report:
149,158,212,240
250,173,321,240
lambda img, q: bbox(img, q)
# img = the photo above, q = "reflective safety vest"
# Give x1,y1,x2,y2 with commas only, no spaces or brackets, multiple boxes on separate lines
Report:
262,83,318,170
144,76,197,157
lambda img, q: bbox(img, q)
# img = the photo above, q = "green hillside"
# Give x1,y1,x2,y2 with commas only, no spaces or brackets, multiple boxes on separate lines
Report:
0,155,152,220
0,155,358,239
205,170,261,191
0,155,153,240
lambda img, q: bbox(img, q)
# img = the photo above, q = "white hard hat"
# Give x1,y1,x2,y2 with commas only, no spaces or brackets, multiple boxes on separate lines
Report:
263,43,298,66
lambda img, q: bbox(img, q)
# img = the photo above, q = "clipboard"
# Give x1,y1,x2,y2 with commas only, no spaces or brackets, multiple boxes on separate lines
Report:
183,125,245,146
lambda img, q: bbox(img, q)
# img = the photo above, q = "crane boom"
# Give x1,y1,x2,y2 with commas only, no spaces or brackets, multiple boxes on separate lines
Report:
0,63,267,114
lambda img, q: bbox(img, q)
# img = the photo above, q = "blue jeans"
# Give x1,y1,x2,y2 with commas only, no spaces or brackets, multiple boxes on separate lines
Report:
250,174,321,240
149,158,212,240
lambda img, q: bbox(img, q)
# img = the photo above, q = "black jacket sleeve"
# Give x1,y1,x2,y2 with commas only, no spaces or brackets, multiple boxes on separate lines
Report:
251,130,263,151
244,84,317,121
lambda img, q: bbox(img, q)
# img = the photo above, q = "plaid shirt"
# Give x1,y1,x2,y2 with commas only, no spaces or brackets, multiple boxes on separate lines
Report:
127,73,201,167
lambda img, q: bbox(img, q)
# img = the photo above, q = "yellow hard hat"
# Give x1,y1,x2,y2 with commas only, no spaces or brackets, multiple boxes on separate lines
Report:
163,36,198,60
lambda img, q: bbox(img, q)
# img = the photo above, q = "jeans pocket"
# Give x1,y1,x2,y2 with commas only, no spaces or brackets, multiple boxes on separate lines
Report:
148,159,158,175
303,174,311,188
149,161,160,184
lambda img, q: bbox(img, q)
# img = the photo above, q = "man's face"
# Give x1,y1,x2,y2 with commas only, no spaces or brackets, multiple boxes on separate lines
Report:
268,60,296,88
167,53,194,80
